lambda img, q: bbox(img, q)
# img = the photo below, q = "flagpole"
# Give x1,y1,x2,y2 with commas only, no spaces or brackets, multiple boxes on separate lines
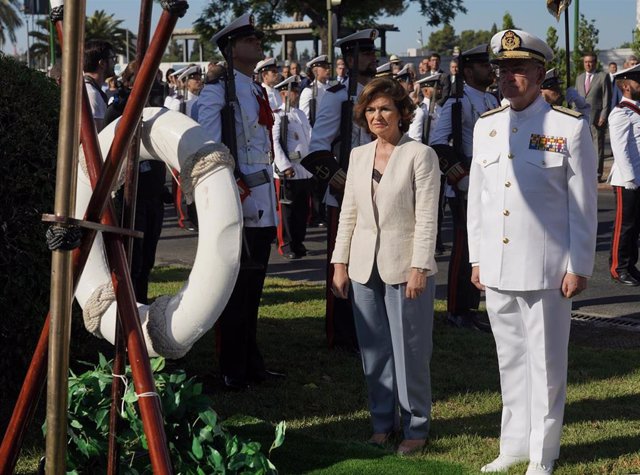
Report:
565,8,571,86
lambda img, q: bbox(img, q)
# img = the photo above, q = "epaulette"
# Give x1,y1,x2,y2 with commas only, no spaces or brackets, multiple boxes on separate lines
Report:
480,104,509,118
327,83,346,93
551,105,583,118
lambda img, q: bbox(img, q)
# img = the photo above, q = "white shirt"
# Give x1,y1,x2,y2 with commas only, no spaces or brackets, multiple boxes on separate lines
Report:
164,90,198,117
467,95,598,290
407,97,441,144
299,80,330,122
85,83,106,120
263,83,283,111
272,106,313,180
197,70,278,227
608,97,640,188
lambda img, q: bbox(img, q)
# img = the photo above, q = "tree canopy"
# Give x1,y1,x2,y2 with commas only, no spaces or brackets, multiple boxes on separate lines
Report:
0,0,23,47
85,10,136,57
194,0,467,56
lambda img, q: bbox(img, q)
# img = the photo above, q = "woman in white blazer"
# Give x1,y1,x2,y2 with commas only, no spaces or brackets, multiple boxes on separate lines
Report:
331,78,441,455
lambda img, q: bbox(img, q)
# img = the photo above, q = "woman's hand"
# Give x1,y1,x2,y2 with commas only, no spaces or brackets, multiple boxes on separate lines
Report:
406,268,427,299
332,263,350,299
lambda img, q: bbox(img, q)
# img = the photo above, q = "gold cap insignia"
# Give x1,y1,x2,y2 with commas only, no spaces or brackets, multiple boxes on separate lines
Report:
501,30,521,51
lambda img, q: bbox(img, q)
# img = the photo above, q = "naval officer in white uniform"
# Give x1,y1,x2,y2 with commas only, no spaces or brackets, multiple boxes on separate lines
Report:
299,55,332,124
468,30,598,474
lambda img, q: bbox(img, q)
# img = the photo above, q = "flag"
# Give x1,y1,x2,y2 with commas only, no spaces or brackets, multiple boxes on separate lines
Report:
547,0,572,20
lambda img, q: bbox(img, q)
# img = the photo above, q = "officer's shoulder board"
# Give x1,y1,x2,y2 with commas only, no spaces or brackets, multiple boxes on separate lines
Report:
551,105,583,119
479,104,509,118
327,83,346,93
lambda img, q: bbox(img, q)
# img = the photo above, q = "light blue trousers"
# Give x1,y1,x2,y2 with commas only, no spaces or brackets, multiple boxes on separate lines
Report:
350,264,435,439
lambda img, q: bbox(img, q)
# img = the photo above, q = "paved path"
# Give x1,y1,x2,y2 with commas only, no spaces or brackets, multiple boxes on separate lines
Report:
156,159,639,323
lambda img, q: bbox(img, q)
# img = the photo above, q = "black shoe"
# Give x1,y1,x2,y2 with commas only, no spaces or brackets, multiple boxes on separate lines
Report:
598,176,606,183
222,376,249,391
284,251,302,259
292,244,307,257
629,267,640,280
316,221,327,228
612,272,640,286
250,369,286,383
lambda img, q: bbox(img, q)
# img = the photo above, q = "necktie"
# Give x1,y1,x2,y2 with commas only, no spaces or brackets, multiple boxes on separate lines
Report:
585,73,592,95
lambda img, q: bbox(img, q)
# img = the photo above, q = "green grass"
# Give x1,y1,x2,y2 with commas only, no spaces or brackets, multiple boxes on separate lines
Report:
12,267,640,474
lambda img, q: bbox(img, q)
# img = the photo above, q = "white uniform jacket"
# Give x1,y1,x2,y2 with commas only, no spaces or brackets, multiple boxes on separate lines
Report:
407,98,441,144
309,78,372,206
607,97,640,188
272,106,314,180
467,96,598,291
299,80,329,120
331,135,440,285
263,83,283,111
197,70,278,228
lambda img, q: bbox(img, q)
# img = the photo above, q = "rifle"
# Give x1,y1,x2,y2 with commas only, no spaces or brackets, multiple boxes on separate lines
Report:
220,42,260,268
278,79,293,205
337,42,360,175
450,72,463,161
309,78,318,126
422,83,439,145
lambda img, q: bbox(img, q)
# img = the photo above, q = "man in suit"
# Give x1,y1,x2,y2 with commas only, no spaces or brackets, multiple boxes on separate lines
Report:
575,52,611,182
469,30,598,474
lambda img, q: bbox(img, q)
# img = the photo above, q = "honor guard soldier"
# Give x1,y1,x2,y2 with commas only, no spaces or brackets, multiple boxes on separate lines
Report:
300,55,332,228
272,75,314,259
163,65,189,111
177,64,203,119
255,57,283,111
303,29,378,350
468,30,597,474
198,14,283,390
408,73,442,143
375,61,393,78
430,44,499,330
607,64,640,286
299,55,332,124
409,73,445,253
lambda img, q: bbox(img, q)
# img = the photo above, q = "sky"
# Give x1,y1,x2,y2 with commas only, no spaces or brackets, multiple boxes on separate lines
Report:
3,0,638,57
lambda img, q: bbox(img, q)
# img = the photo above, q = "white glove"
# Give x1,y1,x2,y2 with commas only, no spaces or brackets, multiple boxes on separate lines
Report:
624,181,638,190
241,195,261,224
457,175,470,192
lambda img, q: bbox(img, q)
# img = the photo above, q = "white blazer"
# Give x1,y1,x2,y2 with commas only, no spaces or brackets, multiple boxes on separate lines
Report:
331,134,440,285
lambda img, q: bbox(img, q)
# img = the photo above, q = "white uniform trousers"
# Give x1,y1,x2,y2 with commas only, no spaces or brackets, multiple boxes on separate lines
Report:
485,287,571,464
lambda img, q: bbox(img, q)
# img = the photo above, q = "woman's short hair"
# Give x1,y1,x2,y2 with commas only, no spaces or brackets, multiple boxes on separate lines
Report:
353,77,416,134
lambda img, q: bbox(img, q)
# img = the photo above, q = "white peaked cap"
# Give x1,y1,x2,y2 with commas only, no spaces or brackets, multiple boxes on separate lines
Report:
490,29,553,63
254,57,278,74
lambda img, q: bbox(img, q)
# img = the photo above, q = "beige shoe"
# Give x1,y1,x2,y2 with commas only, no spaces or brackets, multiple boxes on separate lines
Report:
396,438,426,456
367,433,391,447
525,461,555,474
480,454,528,472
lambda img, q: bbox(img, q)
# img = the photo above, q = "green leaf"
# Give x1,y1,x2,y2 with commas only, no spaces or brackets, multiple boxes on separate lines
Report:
151,357,166,372
199,409,218,428
192,436,204,460
269,421,286,456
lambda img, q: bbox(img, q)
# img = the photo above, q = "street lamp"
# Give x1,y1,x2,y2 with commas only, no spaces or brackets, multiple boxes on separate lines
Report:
327,0,341,70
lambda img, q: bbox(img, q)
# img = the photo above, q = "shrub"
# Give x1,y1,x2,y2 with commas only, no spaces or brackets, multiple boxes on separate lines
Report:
0,54,59,420
57,354,284,474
